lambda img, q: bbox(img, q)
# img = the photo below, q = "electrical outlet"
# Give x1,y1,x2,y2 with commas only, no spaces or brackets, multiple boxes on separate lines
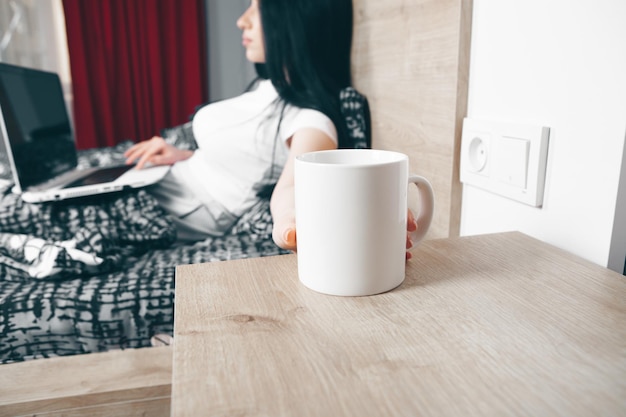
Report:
460,118,550,207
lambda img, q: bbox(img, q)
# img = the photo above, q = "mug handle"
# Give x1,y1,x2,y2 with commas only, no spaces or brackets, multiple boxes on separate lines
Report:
408,175,434,243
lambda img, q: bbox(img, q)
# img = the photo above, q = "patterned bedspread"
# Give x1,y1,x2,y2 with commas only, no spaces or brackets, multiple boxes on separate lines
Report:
0,140,287,363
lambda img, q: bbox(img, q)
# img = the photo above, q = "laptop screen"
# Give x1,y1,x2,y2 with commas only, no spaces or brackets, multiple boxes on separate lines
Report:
0,63,77,189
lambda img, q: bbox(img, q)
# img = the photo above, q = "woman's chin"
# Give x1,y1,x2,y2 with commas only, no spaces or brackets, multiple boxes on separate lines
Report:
246,52,265,64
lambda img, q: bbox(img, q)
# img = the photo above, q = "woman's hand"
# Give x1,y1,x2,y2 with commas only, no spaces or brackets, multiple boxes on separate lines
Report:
272,215,297,252
273,209,419,260
270,127,336,252
124,136,193,169
406,209,418,260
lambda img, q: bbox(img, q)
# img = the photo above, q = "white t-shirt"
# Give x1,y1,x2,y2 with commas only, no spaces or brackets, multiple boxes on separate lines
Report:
161,80,338,235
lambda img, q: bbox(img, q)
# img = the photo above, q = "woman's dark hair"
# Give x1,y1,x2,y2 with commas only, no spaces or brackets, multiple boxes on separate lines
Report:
254,0,353,148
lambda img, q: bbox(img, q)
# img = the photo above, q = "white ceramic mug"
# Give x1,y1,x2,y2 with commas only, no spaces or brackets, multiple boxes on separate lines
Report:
294,149,434,296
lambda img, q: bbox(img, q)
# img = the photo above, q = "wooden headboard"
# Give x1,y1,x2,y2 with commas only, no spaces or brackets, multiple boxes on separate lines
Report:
352,0,472,239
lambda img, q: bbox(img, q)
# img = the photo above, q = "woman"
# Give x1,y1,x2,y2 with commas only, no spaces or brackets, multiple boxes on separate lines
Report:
124,0,418,255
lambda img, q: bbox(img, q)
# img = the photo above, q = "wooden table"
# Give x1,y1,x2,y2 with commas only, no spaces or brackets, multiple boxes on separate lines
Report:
171,232,626,417
0,346,172,417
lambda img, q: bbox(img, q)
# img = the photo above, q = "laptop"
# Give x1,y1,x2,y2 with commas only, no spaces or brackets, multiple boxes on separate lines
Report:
0,62,169,203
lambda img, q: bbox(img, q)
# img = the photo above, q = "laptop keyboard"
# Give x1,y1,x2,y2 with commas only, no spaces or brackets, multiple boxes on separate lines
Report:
64,165,134,188
27,167,98,192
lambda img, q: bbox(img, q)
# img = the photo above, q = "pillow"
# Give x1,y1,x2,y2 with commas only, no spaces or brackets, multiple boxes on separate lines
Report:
76,141,133,168
160,121,198,151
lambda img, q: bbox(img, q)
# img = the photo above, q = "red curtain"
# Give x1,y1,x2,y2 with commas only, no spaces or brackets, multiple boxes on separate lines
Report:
62,0,208,149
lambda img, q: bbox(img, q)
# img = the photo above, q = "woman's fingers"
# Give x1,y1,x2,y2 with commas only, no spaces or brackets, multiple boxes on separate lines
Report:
284,228,297,248
272,221,297,252
124,141,151,165
125,137,166,169
407,208,417,232
406,209,417,261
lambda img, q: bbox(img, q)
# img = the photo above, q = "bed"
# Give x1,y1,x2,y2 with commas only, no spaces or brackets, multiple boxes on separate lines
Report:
0,88,370,363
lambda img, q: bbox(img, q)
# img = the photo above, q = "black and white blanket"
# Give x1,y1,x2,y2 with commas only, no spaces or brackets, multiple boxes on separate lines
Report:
0,183,176,280
0,186,285,363
0,141,286,363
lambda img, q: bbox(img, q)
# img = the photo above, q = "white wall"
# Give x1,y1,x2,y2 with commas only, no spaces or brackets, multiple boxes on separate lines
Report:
462,0,626,271
0,0,72,116
205,0,256,102
608,139,626,273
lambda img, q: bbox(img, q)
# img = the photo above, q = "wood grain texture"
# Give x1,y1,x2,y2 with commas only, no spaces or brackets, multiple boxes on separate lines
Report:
0,346,172,417
172,232,626,417
352,0,472,238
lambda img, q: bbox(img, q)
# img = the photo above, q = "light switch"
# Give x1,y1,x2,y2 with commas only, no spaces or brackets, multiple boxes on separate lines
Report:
494,136,529,189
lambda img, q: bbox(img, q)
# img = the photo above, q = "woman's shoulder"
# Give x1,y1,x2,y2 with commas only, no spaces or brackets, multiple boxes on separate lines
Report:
281,106,338,144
